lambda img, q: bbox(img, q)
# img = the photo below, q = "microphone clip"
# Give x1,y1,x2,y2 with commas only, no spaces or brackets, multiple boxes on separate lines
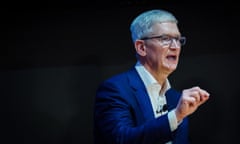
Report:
156,104,168,114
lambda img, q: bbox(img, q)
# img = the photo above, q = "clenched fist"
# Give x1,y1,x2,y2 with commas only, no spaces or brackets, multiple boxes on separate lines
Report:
175,86,210,122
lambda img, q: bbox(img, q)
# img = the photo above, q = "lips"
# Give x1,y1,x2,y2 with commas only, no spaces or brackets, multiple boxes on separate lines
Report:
166,55,177,61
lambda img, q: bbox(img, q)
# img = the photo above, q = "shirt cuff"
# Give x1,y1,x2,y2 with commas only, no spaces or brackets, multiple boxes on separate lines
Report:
167,109,179,131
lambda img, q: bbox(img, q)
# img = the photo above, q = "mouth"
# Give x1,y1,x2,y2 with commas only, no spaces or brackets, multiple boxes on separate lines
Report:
166,54,177,61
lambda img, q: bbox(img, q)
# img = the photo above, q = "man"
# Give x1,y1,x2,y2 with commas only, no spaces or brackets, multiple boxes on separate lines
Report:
94,9,210,144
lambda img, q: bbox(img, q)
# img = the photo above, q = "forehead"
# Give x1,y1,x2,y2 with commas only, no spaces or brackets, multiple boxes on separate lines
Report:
151,22,180,35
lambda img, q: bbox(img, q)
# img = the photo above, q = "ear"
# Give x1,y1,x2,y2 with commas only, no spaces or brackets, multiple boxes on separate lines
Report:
135,40,146,56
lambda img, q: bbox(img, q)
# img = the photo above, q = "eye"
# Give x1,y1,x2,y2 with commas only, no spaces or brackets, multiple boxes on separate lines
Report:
159,35,171,42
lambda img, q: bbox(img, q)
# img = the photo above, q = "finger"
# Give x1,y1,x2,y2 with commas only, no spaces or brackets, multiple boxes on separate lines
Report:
183,95,198,106
198,89,210,101
190,91,201,103
199,89,210,97
189,86,201,92
190,87,210,100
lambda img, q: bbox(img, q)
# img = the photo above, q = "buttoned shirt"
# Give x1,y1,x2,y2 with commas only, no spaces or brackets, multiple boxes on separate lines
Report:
135,61,179,144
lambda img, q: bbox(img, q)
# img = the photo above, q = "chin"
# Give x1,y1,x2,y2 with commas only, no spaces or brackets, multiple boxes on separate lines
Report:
166,64,177,72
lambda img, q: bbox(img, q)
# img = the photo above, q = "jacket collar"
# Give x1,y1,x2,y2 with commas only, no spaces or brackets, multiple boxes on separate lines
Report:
127,67,181,120
127,67,155,121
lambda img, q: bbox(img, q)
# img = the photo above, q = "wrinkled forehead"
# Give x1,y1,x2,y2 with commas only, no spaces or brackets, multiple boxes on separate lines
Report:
149,22,180,36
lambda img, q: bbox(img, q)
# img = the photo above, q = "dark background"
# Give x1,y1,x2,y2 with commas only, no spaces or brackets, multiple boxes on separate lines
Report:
4,0,240,143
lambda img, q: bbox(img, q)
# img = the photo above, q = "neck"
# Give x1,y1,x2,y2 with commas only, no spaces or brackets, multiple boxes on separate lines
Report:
149,69,168,86
139,60,171,86
143,66,169,86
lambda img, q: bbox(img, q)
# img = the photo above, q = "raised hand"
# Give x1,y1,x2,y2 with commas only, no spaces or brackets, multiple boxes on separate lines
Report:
175,86,210,122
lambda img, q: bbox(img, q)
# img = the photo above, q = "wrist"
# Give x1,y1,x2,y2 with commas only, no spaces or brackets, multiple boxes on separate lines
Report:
174,109,184,123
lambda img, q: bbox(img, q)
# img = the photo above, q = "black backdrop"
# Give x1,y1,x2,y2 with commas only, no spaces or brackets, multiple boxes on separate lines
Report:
4,0,240,143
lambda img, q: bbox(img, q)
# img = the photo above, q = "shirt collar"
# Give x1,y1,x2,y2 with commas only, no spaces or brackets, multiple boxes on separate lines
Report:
135,61,171,95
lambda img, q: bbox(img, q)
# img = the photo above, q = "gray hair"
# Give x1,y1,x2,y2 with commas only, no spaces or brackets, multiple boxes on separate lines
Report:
130,9,178,43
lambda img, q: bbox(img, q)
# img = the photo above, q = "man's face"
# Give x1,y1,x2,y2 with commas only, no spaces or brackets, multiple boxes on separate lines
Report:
142,22,182,75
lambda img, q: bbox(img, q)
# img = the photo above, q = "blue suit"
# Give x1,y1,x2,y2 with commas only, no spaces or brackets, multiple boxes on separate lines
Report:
94,67,190,144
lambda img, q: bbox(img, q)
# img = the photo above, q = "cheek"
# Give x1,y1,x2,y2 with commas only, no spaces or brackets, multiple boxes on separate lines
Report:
157,48,168,60
146,45,167,62
151,50,166,66
151,48,164,59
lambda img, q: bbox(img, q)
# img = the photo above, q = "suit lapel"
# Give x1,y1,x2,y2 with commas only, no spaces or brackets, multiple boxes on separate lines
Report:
126,67,182,121
127,68,155,121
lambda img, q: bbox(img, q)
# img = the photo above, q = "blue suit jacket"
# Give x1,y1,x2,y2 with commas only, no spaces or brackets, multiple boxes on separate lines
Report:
94,67,189,144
